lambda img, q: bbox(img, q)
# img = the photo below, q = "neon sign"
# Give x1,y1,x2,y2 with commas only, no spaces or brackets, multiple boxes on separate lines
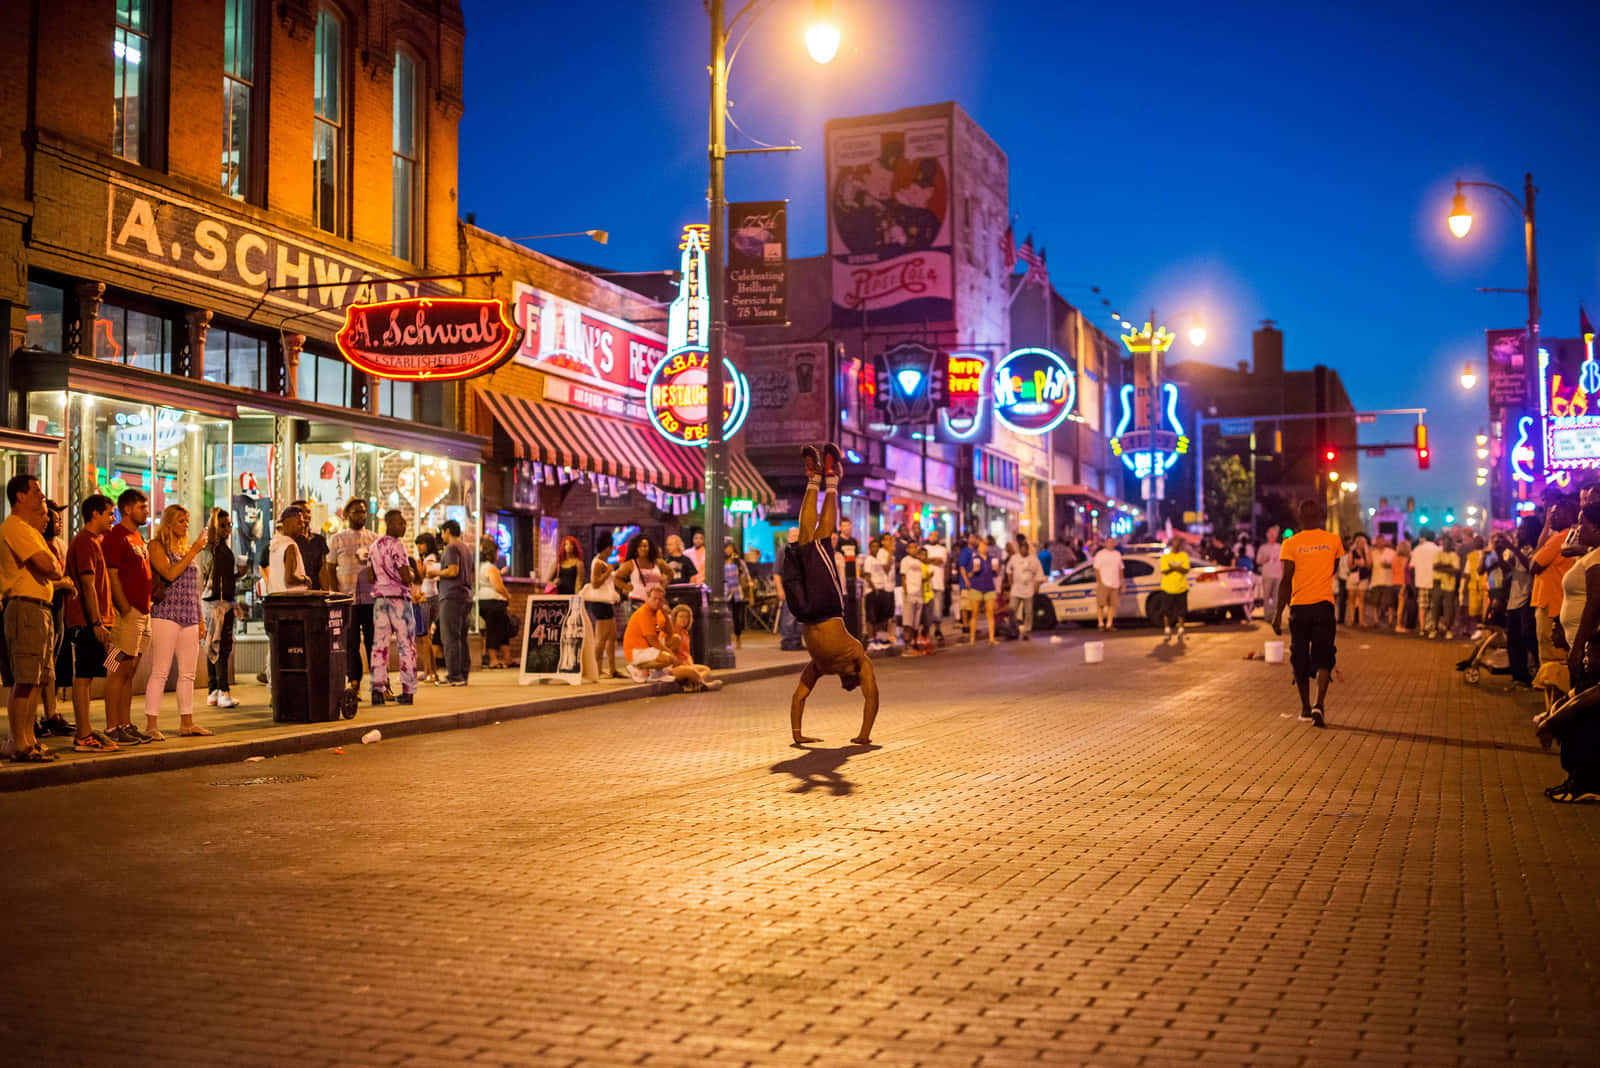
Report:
1109,382,1189,478
668,225,710,352
992,348,1075,434
937,352,989,441
336,297,517,381
645,346,750,447
1512,416,1536,483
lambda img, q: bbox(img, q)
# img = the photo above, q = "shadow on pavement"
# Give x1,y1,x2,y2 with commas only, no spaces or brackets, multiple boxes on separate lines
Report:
770,744,875,795
1327,722,1549,754
1148,636,1188,660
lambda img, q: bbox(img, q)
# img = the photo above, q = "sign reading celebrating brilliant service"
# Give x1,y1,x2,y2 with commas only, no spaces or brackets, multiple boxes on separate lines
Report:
727,201,788,327
992,347,1075,434
646,346,751,447
336,297,517,381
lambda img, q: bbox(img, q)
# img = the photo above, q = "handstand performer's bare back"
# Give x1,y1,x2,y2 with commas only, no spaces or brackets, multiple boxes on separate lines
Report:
787,445,879,746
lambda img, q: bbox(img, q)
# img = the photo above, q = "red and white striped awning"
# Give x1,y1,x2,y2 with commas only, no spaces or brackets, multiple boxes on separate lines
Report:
477,390,773,503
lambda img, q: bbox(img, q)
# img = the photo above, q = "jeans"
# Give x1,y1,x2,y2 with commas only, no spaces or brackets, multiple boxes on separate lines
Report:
204,601,234,693
346,602,375,685
144,618,199,724
440,595,471,683
373,597,416,695
1506,604,1536,685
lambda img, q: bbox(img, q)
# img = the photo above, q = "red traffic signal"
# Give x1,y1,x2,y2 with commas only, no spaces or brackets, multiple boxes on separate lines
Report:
1323,448,1336,463
1415,423,1430,469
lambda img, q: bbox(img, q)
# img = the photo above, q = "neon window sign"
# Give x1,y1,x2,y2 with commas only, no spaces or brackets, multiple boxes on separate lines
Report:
1545,328,1600,470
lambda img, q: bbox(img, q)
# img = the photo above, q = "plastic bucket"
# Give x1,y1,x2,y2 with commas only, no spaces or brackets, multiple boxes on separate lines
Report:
1084,641,1105,664
1264,640,1285,663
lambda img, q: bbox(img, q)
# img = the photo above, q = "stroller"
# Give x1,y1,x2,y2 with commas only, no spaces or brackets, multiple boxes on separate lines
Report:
1455,622,1508,685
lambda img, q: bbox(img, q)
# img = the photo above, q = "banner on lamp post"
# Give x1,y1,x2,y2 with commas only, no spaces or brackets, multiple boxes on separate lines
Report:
727,201,788,326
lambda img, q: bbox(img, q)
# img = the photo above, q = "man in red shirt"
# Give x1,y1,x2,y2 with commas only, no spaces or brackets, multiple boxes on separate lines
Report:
64,494,119,751
102,489,153,746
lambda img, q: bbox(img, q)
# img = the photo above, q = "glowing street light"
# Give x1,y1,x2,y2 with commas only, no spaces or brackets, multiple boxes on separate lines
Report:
1460,362,1477,389
805,0,840,63
1448,186,1472,238
1187,323,1207,347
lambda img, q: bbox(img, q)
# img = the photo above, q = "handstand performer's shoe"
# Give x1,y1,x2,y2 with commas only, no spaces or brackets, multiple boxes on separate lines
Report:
802,445,821,480
822,442,843,479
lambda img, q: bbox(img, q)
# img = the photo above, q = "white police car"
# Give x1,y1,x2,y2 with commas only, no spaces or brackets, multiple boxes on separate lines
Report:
1038,545,1256,627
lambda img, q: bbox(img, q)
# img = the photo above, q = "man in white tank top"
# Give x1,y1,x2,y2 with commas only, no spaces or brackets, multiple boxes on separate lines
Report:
266,507,310,594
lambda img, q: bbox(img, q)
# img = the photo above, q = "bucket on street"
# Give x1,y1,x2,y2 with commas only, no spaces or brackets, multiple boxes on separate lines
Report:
1084,641,1104,664
1264,640,1285,663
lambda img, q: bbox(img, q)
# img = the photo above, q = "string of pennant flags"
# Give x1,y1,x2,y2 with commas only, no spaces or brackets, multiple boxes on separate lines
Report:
530,463,765,525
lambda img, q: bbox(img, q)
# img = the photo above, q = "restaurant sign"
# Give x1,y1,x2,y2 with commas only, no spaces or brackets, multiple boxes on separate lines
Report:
336,297,517,381
512,281,667,398
645,346,751,447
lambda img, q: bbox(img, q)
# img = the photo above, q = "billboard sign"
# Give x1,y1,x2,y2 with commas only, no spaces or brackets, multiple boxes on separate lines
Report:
744,343,832,447
727,201,787,326
826,116,953,327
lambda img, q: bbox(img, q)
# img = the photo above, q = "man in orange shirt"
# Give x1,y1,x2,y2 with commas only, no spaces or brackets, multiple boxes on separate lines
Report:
621,586,717,691
1531,496,1579,666
1271,499,1341,727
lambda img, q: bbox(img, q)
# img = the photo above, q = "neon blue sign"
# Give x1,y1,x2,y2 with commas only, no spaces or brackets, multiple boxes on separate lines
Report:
1110,382,1189,478
991,347,1075,435
1512,416,1536,483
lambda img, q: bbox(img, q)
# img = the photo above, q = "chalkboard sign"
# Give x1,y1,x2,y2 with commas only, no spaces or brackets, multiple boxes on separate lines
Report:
518,594,591,686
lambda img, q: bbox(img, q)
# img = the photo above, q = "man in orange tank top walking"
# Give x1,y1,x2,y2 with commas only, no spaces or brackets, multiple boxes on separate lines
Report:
1272,499,1342,728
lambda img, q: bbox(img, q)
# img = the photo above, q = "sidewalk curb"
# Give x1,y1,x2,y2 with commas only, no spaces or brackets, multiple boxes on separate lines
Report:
1,657,826,793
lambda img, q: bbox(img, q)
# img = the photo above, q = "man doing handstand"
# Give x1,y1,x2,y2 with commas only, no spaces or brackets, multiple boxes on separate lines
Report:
784,443,879,745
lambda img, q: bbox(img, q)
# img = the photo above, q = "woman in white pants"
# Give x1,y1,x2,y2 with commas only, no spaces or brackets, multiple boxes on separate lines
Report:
145,505,209,740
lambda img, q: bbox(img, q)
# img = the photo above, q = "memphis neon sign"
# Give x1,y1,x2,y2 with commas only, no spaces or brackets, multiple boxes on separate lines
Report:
645,346,750,447
992,347,1075,434
336,297,517,381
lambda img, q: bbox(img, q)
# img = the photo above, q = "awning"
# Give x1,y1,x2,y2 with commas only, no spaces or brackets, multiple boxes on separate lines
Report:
478,390,773,503
1054,483,1111,506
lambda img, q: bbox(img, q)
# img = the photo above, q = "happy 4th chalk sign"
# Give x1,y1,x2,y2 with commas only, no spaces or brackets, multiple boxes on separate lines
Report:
336,296,517,381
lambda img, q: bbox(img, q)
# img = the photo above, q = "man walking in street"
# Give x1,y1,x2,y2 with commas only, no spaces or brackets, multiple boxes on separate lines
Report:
1257,526,1282,621
783,444,878,746
2,474,66,761
103,489,153,746
328,498,379,696
1158,535,1191,640
366,509,417,706
1272,499,1342,727
436,519,473,686
1006,535,1045,641
1093,539,1123,631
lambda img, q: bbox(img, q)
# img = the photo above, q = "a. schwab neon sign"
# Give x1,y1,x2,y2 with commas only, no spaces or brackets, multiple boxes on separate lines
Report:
1109,382,1189,478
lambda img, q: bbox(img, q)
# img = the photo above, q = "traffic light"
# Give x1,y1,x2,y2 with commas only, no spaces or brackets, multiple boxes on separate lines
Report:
1415,423,1430,470
1323,447,1336,463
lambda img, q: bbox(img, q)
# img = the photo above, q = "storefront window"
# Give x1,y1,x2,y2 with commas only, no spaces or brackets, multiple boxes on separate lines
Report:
0,452,53,522
298,351,350,407
377,377,414,420
26,281,65,351
368,447,478,549
96,302,171,372
152,409,232,528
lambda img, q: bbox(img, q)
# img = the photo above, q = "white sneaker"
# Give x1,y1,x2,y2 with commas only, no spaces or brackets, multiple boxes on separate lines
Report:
215,693,239,709
206,690,218,706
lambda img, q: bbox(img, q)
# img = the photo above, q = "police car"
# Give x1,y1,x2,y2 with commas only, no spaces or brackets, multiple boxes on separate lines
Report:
1037,544,1256,627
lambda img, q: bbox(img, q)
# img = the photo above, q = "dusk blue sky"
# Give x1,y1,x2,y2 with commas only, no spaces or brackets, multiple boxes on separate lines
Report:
458,0,1600,518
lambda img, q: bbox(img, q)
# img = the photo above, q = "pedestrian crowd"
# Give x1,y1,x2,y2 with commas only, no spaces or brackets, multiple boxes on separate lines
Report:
1,473,528,762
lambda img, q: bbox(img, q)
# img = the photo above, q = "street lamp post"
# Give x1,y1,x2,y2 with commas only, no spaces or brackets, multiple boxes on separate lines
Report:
703,0,835,668
1449,173,1540,506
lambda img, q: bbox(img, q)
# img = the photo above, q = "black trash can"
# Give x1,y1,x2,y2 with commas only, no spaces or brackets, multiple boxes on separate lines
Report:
665,583,709,664
264,591,354,723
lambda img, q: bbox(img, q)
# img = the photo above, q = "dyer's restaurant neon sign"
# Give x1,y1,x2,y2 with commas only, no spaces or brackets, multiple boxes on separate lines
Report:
646,347,751,447
337,297,517,381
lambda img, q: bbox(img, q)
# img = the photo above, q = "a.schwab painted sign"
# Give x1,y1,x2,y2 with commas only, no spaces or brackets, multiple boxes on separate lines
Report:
511,281,667,400
105,177,438,323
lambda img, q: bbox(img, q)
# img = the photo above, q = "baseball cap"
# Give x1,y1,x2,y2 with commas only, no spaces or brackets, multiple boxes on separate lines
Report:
278,505,303,522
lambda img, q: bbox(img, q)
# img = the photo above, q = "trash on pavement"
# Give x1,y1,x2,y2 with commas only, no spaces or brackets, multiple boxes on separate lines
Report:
244,755,266,763
332,747,346,755
361,729,382,745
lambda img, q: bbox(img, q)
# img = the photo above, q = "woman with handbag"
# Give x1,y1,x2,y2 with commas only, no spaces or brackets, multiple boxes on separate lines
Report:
144,505,209,739
582,534,621,678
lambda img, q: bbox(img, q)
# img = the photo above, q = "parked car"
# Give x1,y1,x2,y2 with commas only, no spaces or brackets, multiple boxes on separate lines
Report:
1037,548,1256,628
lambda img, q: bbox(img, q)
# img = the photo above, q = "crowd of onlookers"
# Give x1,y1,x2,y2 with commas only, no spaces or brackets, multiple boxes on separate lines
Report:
1,471,528,762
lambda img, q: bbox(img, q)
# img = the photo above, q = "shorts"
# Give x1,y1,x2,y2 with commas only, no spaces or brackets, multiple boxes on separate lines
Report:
780,542,845,626
1096,582,1121,609
963,588,997,608
3,599,55,687
625,645,670,682
67,625,109,680
111,608,151,659
1289,601,1338,676
902,598,932,629
583,600,615,623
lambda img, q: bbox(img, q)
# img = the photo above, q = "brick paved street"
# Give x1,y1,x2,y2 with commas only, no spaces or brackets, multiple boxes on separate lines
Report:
4,622,1598,1066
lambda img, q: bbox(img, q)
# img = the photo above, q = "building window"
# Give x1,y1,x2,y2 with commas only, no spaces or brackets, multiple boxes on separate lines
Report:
202,326,268,391
96,302,171,373
377,377,414,421
312,7,345,235
114,0,152,162
25,281,65,351
298,351,350,407
392,52,421,261
222,0,256,198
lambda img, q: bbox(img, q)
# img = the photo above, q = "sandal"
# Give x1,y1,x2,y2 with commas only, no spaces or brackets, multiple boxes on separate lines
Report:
144,729,167,742
10,742,57,763
179,725,215,737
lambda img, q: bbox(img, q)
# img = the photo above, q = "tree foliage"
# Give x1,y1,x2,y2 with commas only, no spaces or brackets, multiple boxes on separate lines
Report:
1205,455,1253,535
